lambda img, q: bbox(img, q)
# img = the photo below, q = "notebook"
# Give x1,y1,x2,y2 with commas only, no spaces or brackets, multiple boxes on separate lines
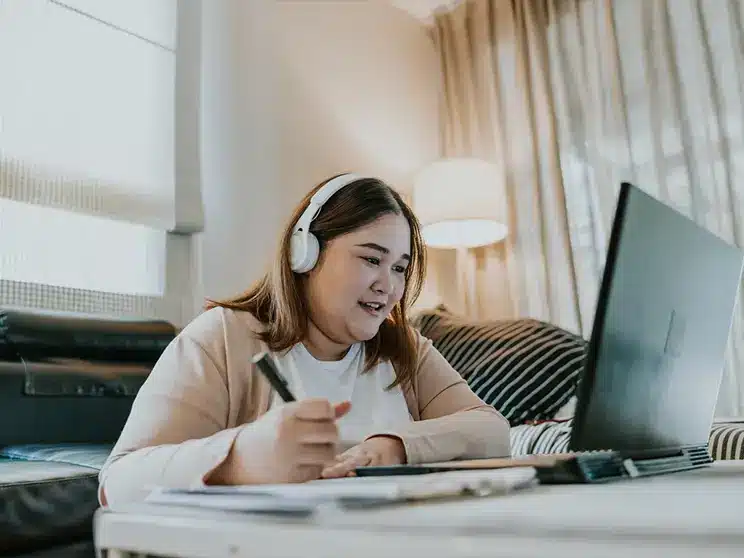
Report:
145,466,538,514
355,452,640,484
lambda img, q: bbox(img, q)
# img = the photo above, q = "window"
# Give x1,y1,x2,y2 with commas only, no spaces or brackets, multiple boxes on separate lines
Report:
0,0,201,325
0,198,166,296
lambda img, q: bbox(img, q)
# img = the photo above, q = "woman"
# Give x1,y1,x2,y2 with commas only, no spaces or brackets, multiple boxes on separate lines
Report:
98,173,510,508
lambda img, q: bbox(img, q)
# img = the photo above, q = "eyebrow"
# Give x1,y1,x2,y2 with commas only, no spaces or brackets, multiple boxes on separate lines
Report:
356,242,410,261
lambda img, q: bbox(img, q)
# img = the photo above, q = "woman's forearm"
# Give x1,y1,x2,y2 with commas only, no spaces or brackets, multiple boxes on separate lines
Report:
368,406,511,464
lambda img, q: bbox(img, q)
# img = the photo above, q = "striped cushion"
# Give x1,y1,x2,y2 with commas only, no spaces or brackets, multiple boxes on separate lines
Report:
709,422,744,460
413,307,587,426
510,422,572,456
509,420,744,460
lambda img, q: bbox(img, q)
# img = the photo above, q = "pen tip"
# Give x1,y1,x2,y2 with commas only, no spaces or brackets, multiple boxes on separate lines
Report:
251,351,268,363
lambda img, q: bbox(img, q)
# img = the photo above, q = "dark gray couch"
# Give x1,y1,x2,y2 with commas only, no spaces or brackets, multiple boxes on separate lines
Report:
0,308,175,557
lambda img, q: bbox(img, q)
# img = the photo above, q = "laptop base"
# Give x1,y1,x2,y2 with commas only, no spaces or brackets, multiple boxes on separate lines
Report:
627,445,712,477
538,445,712,484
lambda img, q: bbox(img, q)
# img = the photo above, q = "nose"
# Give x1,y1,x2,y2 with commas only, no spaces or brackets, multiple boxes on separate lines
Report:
372,268,393,295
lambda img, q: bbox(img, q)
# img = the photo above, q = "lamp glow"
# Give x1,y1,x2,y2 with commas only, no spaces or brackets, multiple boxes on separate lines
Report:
412,158,508,248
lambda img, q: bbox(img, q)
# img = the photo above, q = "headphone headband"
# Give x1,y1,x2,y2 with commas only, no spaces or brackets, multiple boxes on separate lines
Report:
292,173,364,235
310,173,365,207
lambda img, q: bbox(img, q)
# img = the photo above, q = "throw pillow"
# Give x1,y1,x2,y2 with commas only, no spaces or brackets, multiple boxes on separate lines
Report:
413,306,587,425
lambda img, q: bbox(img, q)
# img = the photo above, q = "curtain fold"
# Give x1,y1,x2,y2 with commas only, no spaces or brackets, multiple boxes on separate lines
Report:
430,0,744,417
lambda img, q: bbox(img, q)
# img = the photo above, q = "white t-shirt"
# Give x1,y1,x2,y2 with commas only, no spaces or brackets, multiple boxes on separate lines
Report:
270,342,413,444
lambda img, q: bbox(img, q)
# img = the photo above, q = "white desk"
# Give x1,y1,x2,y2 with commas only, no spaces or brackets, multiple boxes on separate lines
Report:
95,461,744,558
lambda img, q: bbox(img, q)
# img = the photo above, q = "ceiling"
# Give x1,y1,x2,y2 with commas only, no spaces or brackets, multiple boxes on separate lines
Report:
384,0,462,21
277,2,461,23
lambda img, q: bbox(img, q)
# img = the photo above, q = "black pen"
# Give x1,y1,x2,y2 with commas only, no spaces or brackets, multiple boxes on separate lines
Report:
251,351,296,402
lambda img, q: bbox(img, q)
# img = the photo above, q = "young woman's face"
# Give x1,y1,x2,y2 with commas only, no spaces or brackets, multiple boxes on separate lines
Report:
304,213,411,346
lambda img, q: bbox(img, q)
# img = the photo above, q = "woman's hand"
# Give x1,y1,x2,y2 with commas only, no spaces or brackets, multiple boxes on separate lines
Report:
211,398,351,485
320,435,406,479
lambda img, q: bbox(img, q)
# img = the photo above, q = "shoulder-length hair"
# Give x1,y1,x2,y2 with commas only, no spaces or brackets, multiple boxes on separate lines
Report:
205,174,427,390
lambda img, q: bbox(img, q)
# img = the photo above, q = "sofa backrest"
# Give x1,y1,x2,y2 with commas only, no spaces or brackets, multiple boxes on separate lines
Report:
0,307,176,446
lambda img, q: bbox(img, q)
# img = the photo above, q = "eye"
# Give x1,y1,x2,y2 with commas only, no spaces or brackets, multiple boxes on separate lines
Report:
393,265,407,274
362,256,381,266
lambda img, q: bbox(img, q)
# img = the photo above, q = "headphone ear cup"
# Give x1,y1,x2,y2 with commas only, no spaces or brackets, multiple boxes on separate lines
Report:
302,233,320,272
289,231,306,272
290,231,320,273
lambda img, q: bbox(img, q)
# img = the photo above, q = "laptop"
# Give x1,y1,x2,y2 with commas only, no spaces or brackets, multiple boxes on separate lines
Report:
356,182,743,482
568,181,744,477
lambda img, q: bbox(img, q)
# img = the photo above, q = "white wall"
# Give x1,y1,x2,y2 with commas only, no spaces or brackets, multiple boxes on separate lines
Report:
194,0,441,311
276,1,441,205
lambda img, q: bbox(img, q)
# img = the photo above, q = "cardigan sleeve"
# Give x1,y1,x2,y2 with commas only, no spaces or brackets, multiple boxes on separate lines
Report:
97,309,244,509
367,331,511,464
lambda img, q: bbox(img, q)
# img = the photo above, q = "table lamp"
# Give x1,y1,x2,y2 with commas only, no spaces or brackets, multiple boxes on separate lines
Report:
412,158,508,248
412,157,508,316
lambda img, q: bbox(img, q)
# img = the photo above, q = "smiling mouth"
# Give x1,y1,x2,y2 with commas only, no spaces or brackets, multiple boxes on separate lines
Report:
358,301,385,316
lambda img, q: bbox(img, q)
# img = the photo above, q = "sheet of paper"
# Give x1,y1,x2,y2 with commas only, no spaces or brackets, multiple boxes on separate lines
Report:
145,466,538,513
145,490,319,515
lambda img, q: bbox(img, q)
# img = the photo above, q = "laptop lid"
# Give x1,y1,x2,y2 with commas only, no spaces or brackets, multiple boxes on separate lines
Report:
570,182,744,456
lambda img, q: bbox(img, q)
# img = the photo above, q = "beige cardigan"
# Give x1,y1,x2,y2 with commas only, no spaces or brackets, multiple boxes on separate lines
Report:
99,307,511,507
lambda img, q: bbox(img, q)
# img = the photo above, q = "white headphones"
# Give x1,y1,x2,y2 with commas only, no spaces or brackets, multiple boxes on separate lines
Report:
289,173,367,273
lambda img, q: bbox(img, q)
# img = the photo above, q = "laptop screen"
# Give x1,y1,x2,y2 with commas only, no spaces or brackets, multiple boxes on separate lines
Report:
570,182,744,456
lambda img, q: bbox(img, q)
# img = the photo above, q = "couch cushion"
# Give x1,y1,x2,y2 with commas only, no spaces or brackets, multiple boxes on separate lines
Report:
709,422,744,460
510,420,744,460
0,444,111,469
0,445,111,555
413,307,587,425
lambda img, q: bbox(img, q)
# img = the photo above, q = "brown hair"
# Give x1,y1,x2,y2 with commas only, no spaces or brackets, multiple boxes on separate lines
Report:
205,174,427,390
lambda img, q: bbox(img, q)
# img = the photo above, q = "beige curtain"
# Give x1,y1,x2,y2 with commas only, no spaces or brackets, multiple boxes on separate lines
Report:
430,0,744,417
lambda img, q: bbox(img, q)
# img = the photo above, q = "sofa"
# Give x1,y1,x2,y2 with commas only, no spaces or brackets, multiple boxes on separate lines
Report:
2,305,742,557
0,308,176,557
413,306,744,460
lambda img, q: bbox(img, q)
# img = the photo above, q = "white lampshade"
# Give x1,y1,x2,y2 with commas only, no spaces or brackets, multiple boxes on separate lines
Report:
412,158,508,249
